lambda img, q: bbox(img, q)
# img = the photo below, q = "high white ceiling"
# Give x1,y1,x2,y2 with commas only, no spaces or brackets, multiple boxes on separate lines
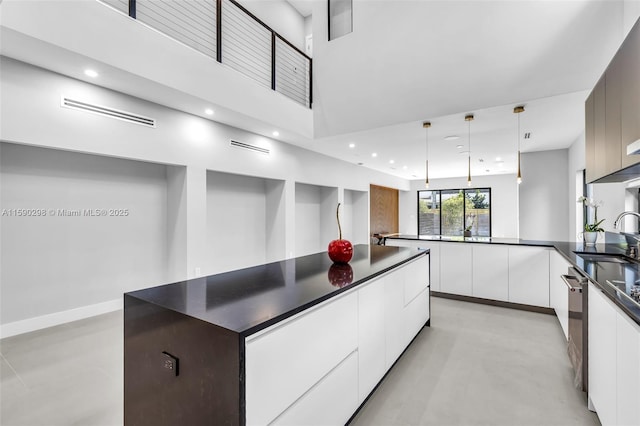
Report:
308,90,590,180
307,0,628,179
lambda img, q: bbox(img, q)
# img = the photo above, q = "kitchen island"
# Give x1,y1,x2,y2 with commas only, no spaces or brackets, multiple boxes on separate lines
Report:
124,244,430,426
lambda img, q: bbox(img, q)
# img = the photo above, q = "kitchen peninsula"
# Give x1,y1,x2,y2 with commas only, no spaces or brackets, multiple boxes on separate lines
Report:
124,244,430,425
386,234,640,426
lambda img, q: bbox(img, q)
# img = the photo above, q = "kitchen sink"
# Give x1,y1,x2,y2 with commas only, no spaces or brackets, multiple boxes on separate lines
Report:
575,252,632,264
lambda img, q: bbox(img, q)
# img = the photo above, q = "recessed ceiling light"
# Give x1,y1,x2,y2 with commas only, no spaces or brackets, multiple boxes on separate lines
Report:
84,69,98,78
459,150,469,155
403,165,408,170
495,157,502,162
389,159,395,164
349,143,355,148
272,131,280,137
205,108,214,115
372,152,378,157
456,145,464,149
445,135,460,141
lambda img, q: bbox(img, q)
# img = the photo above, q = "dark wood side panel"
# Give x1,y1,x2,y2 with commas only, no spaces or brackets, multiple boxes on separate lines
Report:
621,18,640,169
370,184,399,236
124,295,241,426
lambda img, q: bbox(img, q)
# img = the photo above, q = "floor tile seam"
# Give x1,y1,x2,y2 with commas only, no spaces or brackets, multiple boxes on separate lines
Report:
0,352,28,390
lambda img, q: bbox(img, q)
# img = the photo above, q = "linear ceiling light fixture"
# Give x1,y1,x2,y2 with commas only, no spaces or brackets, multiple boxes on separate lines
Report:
423,121,431,188
465,114,474,187
514,105,525,184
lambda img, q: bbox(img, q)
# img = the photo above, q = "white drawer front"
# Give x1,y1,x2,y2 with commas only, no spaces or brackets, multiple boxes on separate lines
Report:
404,287,430,344
404,255,429,305
245,292,358,425
271,351,359,426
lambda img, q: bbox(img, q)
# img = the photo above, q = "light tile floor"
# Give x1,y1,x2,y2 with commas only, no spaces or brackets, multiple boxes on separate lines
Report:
352,298,600,426
0,298,600,425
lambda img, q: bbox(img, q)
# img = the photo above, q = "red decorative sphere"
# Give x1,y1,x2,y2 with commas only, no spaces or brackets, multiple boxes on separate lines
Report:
328,263,354,287
328,239,353,263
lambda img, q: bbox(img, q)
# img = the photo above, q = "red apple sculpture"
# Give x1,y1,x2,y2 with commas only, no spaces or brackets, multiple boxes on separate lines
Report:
328,203,353,263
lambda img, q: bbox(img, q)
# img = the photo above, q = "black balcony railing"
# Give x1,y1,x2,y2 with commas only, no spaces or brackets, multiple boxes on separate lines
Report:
101,0,312,108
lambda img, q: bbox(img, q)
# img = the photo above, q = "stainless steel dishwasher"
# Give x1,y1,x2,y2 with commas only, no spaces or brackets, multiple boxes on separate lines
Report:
561,266,589,392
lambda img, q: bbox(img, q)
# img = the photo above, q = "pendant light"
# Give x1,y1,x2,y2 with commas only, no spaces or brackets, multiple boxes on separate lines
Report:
465,114,474,187
423,121,431,188
514,106,525,184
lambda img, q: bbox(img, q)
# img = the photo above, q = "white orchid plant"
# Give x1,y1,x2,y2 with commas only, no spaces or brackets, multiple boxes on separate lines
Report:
577,196,605,232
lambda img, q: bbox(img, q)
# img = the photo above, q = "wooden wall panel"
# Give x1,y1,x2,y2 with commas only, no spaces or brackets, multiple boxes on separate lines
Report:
369,184,399,236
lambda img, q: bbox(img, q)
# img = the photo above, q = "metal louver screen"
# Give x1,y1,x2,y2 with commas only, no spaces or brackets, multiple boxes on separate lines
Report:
275,37,311,107
99,0,129,14
221,0,271,89
136,0,217,59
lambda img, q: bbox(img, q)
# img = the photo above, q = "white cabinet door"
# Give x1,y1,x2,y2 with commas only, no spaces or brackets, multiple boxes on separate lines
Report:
358,276,386,403
472,244,508,301
616,309,640,426
508,246,550,307
384,271,405,369
549,251,571,340
588,283,617,426
272,351,359,426
245,292,358,425
440,243,472,296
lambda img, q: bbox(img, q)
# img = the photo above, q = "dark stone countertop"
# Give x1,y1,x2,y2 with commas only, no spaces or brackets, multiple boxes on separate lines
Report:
386,234,640,325
125,244,427,337
385,234,553,246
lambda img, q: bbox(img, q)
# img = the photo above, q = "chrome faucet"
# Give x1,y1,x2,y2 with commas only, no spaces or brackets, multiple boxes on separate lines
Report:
613,211,640,231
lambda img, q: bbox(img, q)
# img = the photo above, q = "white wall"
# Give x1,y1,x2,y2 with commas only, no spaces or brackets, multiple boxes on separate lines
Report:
400,174,519,238
343,189,368,244
568,133,586,240
590,182,628,233
624,1,640,37
0,143,169,327
294,183,339,256
206,171,287,274
240,0,306,51
0,58,411,337
519,149,569,241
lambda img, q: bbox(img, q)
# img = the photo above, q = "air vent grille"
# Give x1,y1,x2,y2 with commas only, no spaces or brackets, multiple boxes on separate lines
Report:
524,132,531,139
61,97,156,127
230,140,270,155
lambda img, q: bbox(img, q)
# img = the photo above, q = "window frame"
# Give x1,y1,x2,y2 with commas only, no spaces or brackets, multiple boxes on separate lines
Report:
416,187,492,237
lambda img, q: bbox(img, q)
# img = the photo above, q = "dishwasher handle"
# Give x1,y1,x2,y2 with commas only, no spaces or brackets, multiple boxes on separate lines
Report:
561,274,583,293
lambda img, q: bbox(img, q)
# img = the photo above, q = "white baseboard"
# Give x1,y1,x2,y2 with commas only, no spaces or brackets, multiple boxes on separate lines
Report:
0,298,123,339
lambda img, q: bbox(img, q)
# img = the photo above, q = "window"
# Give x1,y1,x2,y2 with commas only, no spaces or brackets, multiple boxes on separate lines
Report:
418,188,491,236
